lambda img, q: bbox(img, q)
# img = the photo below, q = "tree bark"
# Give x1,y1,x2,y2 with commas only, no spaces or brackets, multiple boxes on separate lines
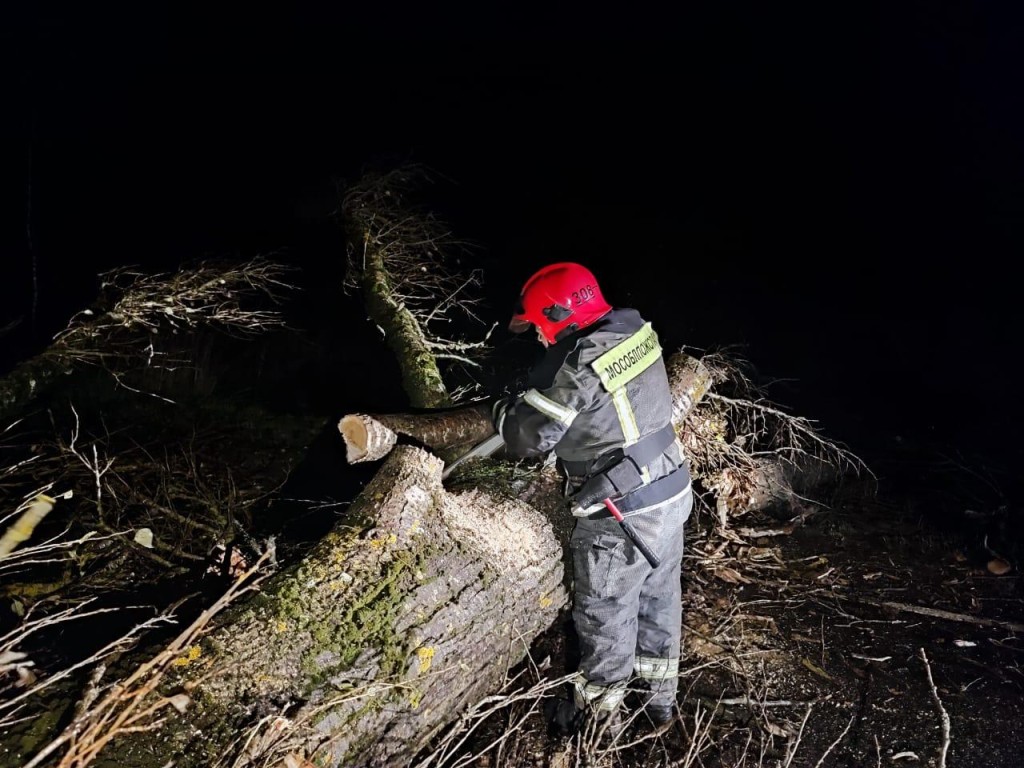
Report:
104,445,567,768
337,350,714,467
360,249,450,410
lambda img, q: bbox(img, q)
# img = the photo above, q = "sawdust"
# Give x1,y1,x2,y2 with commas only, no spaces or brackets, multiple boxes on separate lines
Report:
440,488,563,577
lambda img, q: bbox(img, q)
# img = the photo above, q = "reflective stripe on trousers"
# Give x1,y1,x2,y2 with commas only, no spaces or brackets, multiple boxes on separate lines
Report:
572,675,627,712
634,655,680,681
570,487,691,709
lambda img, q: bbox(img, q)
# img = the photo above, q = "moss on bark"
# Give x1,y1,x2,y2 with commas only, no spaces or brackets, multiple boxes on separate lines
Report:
97,446,566,768
360,249,449,410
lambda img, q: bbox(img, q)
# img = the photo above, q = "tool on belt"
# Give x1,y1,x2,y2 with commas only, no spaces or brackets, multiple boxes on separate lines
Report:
564,423,682,570
441,432,506,480
601,497,661,568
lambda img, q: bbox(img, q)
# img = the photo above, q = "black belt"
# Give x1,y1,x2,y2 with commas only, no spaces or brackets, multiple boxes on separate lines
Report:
581,462,692,518
560,423,677,478
563,424,682,512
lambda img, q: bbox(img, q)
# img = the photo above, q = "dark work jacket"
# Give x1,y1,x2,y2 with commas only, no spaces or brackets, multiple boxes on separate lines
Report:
499,308,690,515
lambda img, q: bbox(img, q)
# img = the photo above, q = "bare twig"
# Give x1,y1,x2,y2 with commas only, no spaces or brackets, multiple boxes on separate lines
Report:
782,703,813,768
23,547,276,768
812,712,855,768
855,599,1024,633
919,648,951,768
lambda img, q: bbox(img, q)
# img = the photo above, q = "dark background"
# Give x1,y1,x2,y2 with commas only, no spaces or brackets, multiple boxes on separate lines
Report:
2,4,1021,495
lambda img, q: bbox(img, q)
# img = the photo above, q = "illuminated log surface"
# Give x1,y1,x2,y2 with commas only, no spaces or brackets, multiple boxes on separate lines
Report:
107,446,566,767
93,351,840,768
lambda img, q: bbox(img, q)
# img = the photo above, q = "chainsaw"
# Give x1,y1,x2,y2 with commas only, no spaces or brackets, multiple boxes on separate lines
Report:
441,431,506,480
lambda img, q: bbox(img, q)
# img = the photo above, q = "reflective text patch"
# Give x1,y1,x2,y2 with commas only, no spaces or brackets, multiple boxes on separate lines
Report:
590,323,662,392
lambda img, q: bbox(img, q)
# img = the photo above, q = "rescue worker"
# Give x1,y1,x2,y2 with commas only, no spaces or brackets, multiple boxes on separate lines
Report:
492,262,693,735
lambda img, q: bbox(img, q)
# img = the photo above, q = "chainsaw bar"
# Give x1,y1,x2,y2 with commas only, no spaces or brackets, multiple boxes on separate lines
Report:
441,432,506,479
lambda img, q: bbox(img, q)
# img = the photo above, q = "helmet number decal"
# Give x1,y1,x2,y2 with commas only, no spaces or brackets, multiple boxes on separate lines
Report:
572,285,598,305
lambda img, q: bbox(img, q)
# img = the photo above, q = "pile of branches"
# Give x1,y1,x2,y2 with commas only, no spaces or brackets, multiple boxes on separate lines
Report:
340,165,496,404
1,258,305,764
680,347,870,528
56,256,296,356
0,256,298,421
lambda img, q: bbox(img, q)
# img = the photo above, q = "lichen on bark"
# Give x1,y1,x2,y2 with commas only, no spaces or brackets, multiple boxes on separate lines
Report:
101,445,566,768
359,248,450,410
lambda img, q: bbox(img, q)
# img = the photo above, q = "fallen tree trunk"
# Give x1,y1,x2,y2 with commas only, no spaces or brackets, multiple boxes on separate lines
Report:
337,349,852,526
338,402,495,464
102,445,566,768
338,350,714,467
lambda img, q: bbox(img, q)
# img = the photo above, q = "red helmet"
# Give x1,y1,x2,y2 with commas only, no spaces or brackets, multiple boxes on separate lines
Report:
509,262,612,344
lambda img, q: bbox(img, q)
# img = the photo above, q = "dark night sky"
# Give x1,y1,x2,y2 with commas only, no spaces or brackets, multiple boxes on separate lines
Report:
2,4,1022,482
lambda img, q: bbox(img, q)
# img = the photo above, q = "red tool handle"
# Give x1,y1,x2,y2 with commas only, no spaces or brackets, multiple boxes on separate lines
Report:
602,497,661,568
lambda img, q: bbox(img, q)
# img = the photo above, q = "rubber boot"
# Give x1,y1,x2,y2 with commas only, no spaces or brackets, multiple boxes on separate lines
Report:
645,701,675,726
545,696,583,736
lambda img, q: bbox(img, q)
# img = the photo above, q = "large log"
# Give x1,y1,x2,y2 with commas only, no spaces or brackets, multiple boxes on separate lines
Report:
337,349,845,524
338,350,714,467
338,402,494,463
105,445,566,768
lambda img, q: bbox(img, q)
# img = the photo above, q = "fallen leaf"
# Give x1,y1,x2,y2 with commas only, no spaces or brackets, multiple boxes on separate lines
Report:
987,557,1012,575
134,528,154,549
763,719,789,737
16,667,37,687
167,693,190,714
687,636,725,657
801,657,833,681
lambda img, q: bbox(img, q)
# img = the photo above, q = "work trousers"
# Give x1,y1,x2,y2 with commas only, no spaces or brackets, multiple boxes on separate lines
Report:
569,489,691,712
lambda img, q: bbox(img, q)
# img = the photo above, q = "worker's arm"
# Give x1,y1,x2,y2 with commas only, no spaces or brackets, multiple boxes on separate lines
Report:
497,351,599,458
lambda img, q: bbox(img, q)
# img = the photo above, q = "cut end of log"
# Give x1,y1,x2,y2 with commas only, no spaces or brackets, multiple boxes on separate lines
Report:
440,489,563,577
338,414,398,464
